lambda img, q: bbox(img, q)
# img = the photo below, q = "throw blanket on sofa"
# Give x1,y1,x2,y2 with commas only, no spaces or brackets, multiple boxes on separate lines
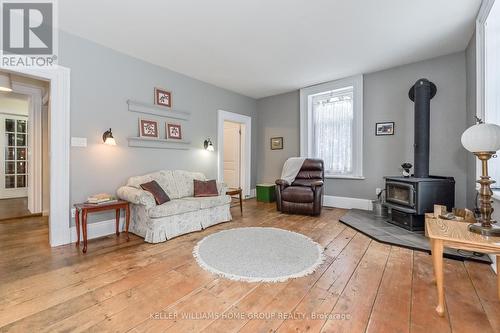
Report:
280,157,306,184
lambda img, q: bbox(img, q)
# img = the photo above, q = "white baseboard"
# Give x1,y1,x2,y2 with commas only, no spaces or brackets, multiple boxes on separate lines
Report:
323,195,372,210
246,188,256,199
70,218,125,243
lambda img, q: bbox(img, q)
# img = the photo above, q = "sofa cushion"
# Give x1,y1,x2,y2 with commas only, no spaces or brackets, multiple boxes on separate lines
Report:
172,170,206,198
281,186,314,203
127,170,180,199
182,195,231,209
148,199,200,219
194,179,218,197
154,171,180,199
140,180,170,205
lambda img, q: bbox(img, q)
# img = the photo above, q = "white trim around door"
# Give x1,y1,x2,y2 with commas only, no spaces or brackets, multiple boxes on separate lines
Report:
10,80,43,213
4,66,71,247
217,110,252,199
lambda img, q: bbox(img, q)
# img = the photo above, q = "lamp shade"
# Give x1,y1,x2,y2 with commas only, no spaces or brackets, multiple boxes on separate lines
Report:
104,137,116,146
461,123,500,153
0,73,12,92
204,138,214,151
102,128,116,146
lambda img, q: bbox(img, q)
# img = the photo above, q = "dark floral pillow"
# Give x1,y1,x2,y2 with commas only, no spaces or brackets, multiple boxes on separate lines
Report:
140,180,170,205
193,179,218,197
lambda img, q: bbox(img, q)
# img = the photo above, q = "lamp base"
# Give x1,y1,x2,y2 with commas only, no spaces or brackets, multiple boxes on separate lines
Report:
468,222,500,236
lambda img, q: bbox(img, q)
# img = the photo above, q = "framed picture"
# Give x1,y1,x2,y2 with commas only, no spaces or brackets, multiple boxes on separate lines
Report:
166,123,182,140
375,122,395,136
154,87,172,108
139,119,159,138
270,137,283,150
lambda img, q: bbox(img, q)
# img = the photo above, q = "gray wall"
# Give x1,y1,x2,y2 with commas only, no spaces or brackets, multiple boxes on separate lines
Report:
257,91,300,184
466,33,477,209
257,52,469,207
58,32,257,225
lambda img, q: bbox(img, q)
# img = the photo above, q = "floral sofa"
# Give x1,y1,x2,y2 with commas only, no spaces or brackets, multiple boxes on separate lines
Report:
117,170,232,243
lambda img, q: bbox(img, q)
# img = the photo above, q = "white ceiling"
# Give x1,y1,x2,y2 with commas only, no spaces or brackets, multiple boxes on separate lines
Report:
59,0,481,99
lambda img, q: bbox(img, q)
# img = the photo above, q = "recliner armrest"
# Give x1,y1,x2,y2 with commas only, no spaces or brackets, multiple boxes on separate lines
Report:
310,180,324,188
275,179,290,187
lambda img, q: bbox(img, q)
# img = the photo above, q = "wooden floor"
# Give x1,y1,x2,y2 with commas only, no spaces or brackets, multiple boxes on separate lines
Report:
0,197,34,221
1,200,500,333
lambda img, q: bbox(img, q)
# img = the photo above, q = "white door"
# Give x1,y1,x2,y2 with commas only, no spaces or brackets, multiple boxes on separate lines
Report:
223,121,241,189
0,114,28,199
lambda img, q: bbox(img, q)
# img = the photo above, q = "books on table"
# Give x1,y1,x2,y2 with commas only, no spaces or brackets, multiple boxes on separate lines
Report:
86,193,116,205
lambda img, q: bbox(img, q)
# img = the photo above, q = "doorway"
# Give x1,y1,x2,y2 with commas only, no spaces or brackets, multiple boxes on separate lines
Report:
0,72,49,221
223,121,245,189
217,110,252,198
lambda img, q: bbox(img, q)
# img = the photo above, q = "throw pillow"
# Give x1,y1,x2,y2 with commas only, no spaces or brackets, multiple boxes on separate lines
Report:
194,179,218,197
140,180,170,205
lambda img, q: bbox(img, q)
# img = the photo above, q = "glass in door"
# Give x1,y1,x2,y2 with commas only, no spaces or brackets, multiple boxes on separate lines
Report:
1,116,28,199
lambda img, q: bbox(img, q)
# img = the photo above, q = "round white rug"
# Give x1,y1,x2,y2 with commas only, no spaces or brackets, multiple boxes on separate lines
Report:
193,227,325,283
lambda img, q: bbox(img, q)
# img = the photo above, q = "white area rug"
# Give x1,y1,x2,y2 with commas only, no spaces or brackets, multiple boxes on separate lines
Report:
193,227,325,283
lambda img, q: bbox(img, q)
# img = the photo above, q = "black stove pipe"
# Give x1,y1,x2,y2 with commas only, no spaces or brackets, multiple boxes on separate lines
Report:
408,79,436,178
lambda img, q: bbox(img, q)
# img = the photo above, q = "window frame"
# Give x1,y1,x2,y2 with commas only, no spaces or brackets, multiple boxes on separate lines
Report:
477,0,498,187
299,74,364,179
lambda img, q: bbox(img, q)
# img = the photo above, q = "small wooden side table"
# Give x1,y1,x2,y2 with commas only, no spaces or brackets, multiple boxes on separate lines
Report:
74,200,130,253
226,188,243,215
426,214,500,317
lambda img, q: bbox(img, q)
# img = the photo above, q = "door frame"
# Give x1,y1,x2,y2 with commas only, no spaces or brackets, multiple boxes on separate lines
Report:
217,110,251,198
10,80,43,213
5,65,71,247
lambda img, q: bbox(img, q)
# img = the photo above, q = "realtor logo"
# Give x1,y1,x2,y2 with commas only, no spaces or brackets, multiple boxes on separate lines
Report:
0,0,57,67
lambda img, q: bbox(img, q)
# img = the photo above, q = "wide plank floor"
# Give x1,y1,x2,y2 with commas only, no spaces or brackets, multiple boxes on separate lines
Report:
1,199,499,333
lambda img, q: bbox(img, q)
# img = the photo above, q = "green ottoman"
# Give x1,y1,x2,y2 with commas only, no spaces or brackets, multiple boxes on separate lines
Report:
256,183,276,202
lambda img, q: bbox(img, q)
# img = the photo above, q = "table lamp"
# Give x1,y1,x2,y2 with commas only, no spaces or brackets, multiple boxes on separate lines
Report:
461,120,500,236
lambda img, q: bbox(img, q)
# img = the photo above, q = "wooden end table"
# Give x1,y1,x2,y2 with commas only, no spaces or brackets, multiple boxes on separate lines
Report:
74,200,130,253
226,188,243,215
426,213,500,316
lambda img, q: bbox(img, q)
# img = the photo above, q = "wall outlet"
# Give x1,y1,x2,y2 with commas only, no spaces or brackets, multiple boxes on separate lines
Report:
71,208,76,218
375,188,382,195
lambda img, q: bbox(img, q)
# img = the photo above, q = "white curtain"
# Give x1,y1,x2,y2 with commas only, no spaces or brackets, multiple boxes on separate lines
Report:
312,94,353,175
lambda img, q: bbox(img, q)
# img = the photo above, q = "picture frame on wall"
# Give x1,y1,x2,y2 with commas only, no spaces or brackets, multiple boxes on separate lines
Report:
139,118,159,138
375,122,395,136
166,123,182,140
270,137,283,150
154,87,172,108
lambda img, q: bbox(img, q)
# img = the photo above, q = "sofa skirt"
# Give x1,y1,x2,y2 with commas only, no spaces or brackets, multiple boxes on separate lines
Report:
129,204,232,243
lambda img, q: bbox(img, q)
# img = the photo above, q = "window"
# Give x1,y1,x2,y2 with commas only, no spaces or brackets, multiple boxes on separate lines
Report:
4,117,28,190
478,0,500,187
300,75,363,178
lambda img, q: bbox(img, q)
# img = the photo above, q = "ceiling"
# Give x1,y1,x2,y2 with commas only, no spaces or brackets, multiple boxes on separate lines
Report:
59,0,482,99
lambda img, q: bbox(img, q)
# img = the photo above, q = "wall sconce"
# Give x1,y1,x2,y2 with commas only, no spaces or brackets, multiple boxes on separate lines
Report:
102,128,116,146
204,138,214,151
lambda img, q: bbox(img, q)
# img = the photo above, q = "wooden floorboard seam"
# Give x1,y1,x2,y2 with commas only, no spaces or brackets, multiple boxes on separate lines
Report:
364,245,395,333
272,228,358,332
317,238,374,333
408,251,415,333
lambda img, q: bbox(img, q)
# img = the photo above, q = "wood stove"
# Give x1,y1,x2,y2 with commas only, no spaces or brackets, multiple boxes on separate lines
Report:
383,79,455,231
385,176,455,230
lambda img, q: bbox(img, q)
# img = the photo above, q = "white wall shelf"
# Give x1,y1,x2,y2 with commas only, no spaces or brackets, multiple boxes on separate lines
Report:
127,137,191,150
127,100,191,120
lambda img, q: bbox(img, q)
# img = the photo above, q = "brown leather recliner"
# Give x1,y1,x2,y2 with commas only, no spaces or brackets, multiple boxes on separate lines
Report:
275,159,324,216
